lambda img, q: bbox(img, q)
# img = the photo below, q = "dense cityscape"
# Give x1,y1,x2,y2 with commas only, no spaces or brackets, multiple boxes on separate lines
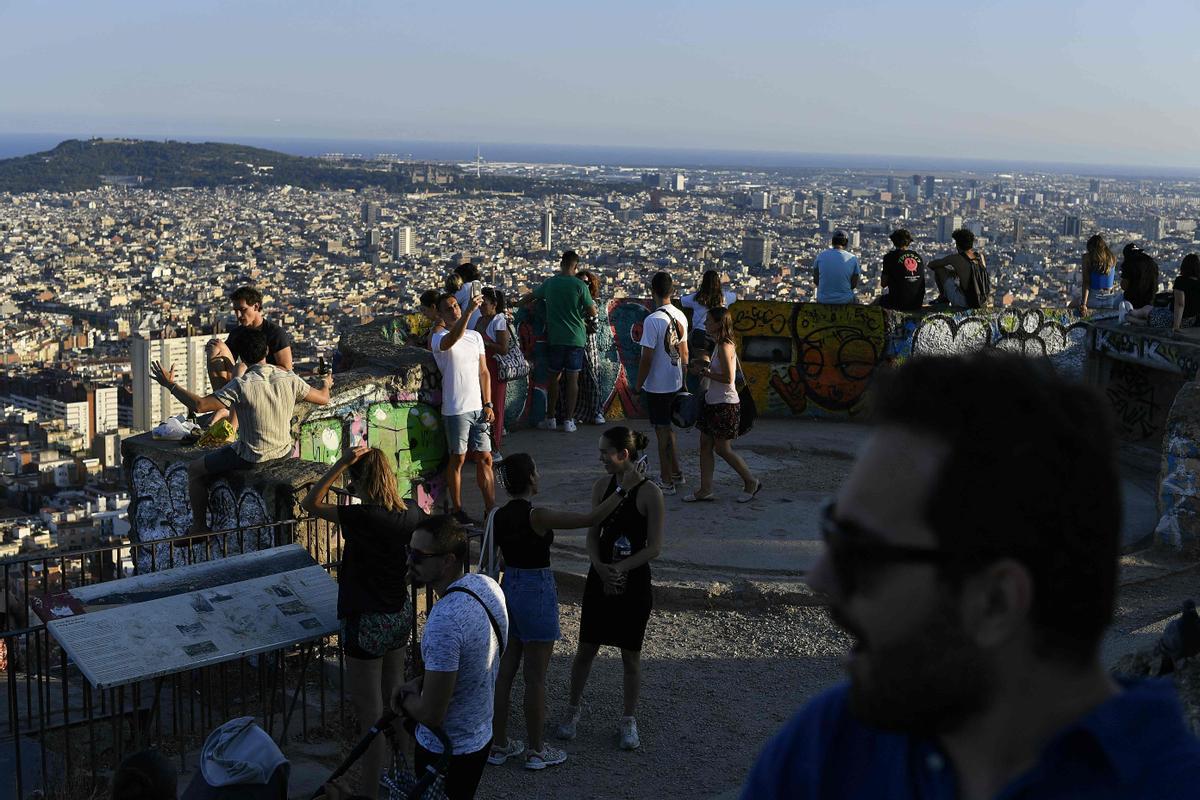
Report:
2,147,1200,559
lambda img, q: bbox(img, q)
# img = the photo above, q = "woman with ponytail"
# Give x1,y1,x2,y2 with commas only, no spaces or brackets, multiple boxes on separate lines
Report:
488,452,640,770
555,426,664,752
301,446,426,798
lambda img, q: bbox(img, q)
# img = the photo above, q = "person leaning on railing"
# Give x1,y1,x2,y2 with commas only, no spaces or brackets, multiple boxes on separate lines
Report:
301,445,428,800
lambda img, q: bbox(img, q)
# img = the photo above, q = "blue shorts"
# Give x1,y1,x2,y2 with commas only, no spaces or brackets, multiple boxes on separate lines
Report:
202,444,253,473
501,567,560,643
443,410,492,456
547,344,585,374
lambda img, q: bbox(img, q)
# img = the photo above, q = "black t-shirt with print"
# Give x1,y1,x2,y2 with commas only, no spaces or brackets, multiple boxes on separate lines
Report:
336,503,427,618
880,249,925,309
226,318,290,365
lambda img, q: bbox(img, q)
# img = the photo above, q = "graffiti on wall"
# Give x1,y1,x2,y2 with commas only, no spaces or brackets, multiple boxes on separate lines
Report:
366,401,444,506
299,418,343,465
1105,360,1161,440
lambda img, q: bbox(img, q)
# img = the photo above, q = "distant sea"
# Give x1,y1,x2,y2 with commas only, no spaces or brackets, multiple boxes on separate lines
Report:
1,131,1198,179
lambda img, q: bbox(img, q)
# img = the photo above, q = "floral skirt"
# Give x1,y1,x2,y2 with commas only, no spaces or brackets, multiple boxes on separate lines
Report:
697,401,741,441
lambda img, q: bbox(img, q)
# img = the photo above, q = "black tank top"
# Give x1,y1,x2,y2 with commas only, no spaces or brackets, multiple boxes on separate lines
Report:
494,498,554,569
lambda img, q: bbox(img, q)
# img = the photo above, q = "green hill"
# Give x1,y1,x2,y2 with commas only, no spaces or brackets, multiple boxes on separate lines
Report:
0,138,460,193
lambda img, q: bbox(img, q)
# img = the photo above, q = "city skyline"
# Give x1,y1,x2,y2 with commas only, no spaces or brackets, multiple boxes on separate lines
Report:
3,2,1200,171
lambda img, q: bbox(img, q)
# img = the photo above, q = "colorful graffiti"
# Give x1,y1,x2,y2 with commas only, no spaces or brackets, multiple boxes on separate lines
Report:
299,418,343,465
366,401,444,503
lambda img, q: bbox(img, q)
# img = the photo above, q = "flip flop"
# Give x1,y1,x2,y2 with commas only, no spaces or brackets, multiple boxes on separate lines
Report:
736,481,763,503
681,492,716,503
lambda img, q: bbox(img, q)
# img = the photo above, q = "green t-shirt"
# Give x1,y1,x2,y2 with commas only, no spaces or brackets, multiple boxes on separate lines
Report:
533,273,596,347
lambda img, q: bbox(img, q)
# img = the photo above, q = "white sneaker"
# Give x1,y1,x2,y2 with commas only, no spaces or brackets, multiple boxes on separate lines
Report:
524,745,568,770
487,737,525,765
652,478,676,496
554,705,582,740
538,419,557,431
1118,300,1133,324
562,419,577,433
593,414,606,425
619,716,640,750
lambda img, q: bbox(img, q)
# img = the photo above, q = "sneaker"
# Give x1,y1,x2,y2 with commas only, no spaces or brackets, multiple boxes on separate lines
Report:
673,472,686,486
538,419,558,431
593,413,606,425
554,705,582,740
524,745,568,770
487,738,524,765
1118,300,1133,324
452,508,476,526
562,419,577,433
619,716,640,750
652,478,676,496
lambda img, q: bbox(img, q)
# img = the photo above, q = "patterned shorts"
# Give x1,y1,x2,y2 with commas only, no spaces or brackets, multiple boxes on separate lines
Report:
343,594,414,660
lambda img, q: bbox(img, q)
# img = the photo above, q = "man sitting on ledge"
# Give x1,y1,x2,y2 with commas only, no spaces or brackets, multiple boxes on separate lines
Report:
149,328,333,535
743,352,1200,799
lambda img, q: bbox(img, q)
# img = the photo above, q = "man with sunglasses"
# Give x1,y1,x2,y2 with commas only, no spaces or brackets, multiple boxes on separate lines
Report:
392,515,506,800
743,353,1200,799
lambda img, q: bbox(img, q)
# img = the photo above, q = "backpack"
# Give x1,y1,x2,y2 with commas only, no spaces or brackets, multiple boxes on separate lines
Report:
963,253,992,309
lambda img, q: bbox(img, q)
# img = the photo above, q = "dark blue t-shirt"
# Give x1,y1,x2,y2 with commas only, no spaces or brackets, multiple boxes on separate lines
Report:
742,679,1200,799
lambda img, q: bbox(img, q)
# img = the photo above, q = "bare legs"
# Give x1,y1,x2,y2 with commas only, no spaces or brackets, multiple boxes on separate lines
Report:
562,372,580,424
446,452,495,513
653,424,679,484
546,370,581,424
545,370,562,424
493,639,555,752
347,647,407,799
698,431,757,494
564,640,642,718
446,453,466,512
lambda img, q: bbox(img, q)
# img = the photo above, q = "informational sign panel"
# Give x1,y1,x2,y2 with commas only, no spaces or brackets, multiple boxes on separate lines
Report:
47,562,339,689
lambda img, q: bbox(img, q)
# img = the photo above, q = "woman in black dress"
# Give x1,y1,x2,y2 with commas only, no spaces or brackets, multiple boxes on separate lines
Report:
301,445,426,798
555,427,664,751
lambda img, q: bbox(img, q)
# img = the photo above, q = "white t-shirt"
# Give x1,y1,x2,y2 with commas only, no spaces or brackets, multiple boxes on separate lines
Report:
431,329,486,416
455,282,483,330
682,290,737,335
638,304,689,394
417,574,508,756
482,314,507,343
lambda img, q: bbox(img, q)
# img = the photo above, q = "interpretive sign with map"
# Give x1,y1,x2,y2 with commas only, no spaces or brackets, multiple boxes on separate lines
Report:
47,558,339,690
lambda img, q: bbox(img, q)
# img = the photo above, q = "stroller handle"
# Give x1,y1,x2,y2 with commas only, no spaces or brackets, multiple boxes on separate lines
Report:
311,712,454,799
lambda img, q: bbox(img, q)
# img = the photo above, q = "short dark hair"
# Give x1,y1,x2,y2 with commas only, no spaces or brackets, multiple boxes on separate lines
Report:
869,352,1119,664
650,271,673,298
1181,254,1200,280
481,286,506,313
416,514,468,566
230,286,263,307
832,232,849,247
952,229,975,251
455,262,480,282
237,328,269,364
499,453,536,495
419,289,440,308
561,250,580,270
889,229,913,248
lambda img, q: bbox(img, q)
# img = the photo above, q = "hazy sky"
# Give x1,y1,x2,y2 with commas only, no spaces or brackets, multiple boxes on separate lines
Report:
3,0,1200,168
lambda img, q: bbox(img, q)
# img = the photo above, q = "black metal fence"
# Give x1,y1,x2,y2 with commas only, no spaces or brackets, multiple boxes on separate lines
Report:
0,517,348,800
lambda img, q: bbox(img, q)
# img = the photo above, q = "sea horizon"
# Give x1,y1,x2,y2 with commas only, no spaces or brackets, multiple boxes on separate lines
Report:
1,131,1198,181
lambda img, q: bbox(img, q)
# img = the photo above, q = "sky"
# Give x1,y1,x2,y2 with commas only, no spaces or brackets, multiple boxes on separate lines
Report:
2,0,1200,169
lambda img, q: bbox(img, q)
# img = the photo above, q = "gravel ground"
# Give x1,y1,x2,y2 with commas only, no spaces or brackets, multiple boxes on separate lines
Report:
475,598,849,800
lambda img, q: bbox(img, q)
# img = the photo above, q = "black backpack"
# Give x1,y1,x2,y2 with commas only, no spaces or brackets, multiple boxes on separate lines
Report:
963,252,992,308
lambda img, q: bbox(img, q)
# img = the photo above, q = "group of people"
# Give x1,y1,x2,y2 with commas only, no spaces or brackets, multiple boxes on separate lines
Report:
1080,235,1200,333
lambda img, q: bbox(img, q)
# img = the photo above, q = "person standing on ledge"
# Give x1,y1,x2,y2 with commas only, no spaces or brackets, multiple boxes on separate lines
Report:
814,230,861,304
523,250,597,433
742,352,1200,799
431,292,495,526
149,327,332,535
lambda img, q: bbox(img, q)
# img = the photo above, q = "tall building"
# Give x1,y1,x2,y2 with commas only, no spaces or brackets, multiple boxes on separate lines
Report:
540,209,553,251
361,201,379,226
924,175,937,200
937,214,963,243
672,173,687,192
742,234,773,268
393,226,415,258
911,175,923,200
1089,179,1102,194
1013,217,1024,246
1062,215,1082,237
814,191,826,222
886,175,899,195
0,384,118,441
1144,215,1166,242
131,332,226,431
751,191,770,211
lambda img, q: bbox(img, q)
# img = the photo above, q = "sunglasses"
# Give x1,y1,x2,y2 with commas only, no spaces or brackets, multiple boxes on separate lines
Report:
819,499,972,596
409,547,449,565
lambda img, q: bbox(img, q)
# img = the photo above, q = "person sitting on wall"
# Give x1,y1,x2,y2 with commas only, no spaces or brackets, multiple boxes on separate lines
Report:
1116,243,1161,324
876,229,925,310
205,286,294,427
927,229,988,309
814,230,861,305
149,328,332,535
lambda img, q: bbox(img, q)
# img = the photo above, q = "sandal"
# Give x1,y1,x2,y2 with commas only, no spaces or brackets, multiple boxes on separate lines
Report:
736,481,763,503
681,492,715,503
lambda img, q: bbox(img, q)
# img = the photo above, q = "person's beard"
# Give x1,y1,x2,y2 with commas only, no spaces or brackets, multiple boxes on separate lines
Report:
830,590,994,736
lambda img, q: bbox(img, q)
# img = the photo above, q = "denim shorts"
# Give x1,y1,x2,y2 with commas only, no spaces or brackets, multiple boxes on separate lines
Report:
547,344,585,374
501,567,560,643
443,409,492,456
202,444,253,473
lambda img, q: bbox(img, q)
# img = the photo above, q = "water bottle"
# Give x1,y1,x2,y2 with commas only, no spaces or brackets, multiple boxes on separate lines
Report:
611,534,632,595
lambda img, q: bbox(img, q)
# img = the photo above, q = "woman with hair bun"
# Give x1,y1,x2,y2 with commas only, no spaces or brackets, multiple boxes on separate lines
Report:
555,426,664,752
488,453,640,771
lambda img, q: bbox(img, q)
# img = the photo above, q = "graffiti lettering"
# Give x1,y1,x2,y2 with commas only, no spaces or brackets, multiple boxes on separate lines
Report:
1106,362,1159,440
732,304,789,335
